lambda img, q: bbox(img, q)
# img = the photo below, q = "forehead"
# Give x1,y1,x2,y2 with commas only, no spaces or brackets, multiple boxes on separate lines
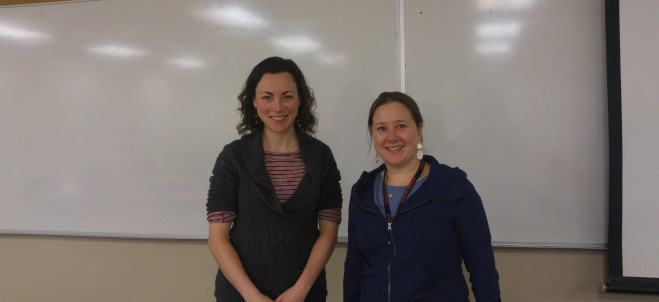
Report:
372,101,414,122
255,72,297,91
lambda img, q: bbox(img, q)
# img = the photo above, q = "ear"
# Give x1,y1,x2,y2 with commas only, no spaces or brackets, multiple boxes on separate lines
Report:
418,122,423,143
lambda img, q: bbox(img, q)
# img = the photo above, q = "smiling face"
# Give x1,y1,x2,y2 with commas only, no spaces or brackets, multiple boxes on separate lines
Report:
253,72,300,136
371,101,423,170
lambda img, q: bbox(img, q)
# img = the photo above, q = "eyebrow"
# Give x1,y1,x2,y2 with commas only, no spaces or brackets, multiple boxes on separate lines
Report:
374,120,409,125
258,90,295,95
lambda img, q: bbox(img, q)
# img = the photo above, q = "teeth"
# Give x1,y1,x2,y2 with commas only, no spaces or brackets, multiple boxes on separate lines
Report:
387,146,402,150
271,116,285,121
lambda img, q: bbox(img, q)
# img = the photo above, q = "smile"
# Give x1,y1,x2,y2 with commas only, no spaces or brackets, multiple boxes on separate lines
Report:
386,146,403,151
271,116,286,121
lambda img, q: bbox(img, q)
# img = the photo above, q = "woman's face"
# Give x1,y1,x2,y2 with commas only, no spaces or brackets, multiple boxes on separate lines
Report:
253,72,300,135
371,101,423,170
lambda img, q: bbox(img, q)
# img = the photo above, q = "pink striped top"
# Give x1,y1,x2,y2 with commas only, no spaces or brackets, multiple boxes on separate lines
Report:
207,151,341,224
265,150,306,203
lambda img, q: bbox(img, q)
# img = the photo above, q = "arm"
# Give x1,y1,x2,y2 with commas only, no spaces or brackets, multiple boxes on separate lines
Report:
455,179,501,302
208,223,273,302
206,145,272,302
275,220,338,302
343,197,364,302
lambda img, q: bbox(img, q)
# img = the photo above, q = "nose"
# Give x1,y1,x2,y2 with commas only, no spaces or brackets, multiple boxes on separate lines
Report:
273,98,283,111
385,128,397,141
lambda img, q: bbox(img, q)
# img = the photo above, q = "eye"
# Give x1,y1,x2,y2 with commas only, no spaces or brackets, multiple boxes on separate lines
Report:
376,126,386,131
397,124,407,129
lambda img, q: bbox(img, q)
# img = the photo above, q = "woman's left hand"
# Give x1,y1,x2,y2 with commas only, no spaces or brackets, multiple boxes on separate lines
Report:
274,284,309,302
276,220,338,302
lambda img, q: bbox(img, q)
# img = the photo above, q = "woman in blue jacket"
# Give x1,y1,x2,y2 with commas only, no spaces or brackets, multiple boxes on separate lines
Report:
343,91,500,301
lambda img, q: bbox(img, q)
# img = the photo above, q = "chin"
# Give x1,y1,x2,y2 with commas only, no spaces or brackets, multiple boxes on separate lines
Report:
385,157,414,167
268,124,294,133
382,158,402,166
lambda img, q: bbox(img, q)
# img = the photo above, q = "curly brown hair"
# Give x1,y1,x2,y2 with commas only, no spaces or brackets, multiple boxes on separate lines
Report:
236,57,318,136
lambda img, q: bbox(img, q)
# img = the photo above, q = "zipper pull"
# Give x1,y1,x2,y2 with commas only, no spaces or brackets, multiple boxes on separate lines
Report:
387,222,392,232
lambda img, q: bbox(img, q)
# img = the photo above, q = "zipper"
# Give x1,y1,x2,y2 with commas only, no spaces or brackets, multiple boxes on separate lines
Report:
387,222,396,302
355,189,440,302
355,196,393,301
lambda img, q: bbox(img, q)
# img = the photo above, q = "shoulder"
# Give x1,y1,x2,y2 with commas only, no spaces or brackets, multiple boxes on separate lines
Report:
424,156,475,201
223,137,243,152
298,132,336,166
214,134,254,168
426,156,467,181
352,165,382,193
299,132,332,153
217,137,244,158
221,132,262,153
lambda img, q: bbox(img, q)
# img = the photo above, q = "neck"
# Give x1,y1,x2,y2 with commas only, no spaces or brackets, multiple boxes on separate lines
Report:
262,128,298,152
384,159,421,186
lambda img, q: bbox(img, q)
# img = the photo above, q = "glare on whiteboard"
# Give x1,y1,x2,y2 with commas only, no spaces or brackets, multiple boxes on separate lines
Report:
167,57,206,69
88,45,147,58
271,36,320,53
476,42,512,55
476,21,521,38
477,0,535,11
198,5,267,30
0,23,50,41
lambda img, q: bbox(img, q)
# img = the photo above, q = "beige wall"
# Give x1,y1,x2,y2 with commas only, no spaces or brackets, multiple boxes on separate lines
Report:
1,235,658,302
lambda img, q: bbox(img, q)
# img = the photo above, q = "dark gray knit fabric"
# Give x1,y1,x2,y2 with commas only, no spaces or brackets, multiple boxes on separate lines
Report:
207,130,342,301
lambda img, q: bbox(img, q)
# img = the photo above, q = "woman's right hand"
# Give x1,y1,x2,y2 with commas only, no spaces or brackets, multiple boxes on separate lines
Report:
245,292,274,302
209,223,272,302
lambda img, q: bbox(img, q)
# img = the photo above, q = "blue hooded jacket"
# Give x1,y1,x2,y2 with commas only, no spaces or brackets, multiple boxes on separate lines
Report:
343,155,500,302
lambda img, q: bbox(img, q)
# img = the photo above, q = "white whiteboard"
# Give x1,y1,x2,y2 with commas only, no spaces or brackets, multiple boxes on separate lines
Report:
404,0,607,247
0,0,397,239
1,0,613,247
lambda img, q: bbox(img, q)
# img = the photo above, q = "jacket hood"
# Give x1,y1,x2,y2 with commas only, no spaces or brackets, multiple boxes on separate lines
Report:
353,155,468,212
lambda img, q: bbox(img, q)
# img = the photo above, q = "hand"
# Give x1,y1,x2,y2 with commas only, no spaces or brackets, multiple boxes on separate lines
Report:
274,284,310,302
245,292,274,302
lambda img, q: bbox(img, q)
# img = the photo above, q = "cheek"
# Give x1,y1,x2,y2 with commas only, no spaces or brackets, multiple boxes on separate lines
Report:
253,101,265,112
288,101,301,112
373,135,386,148
402,131,418,144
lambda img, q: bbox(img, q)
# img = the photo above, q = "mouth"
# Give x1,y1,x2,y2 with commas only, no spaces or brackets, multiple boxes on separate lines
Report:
385,145,403,151
270,115,287,121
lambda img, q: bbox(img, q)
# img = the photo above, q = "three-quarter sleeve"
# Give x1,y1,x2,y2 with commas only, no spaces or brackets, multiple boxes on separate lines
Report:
454,178,501,301
206,145,240,223
317,147,343,210
316,146,343,224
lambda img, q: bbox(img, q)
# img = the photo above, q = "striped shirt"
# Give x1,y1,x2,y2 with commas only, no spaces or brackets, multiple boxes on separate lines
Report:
207,151,341,224
265,151,306,203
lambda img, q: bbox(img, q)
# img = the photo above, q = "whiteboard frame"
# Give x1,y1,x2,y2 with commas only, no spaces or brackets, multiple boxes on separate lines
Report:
604,0,659,294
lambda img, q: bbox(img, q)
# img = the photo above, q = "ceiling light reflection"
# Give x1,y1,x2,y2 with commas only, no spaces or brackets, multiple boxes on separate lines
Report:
199,5,267,30
167,57,205,69
0,23,50,41
477,21,521,38
88,45,147,58
477,0,535,11
272,36,320,53
317,53,348,65
477,42,511,55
